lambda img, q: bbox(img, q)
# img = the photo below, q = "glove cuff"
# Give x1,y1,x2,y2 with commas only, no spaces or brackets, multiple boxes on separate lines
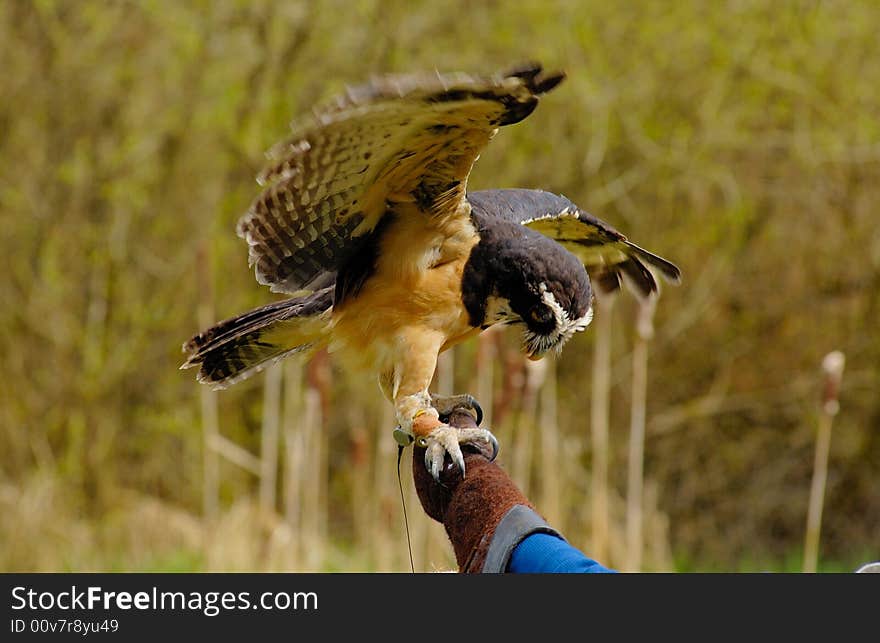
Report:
480,505,564,573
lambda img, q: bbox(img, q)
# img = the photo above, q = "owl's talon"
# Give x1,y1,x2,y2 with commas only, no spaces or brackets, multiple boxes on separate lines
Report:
430,393,484,426
485,430,499,462
469,397,484,426
420,424,498,482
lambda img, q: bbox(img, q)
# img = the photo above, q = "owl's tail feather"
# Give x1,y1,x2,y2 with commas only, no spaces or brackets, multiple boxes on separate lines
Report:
181,287,333,390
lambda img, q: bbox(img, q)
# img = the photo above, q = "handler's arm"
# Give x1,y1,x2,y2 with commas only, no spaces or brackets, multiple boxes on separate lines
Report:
412,409,615,574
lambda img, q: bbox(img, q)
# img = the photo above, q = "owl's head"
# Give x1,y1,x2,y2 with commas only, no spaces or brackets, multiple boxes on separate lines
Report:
462,222,593,360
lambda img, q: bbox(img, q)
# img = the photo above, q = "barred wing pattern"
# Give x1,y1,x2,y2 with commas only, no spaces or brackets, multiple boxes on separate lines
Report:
236,65,565,295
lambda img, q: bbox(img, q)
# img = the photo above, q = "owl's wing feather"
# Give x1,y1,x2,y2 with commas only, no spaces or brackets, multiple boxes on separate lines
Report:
236,64,565,295
467,188,681,298
522,208,681,295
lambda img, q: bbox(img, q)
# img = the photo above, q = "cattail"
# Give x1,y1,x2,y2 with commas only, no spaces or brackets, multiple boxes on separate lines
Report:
803,351,845,573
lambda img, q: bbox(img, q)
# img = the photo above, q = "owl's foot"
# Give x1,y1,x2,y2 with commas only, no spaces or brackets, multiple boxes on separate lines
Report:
430,393,484,426
417,424,499,483
392,392,497,481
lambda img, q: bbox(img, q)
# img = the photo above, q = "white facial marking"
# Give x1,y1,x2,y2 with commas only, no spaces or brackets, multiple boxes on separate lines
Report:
522,282,593,357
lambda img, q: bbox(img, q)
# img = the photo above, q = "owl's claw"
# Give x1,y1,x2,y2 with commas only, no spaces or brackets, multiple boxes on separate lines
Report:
482,429,500,462
430,393,484,426
418,425,499,482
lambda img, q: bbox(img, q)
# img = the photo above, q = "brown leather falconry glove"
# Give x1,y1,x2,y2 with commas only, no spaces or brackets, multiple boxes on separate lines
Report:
412,409,562,573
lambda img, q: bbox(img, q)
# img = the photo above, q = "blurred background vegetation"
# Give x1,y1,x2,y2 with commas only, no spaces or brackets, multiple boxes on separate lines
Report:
2,0,878,572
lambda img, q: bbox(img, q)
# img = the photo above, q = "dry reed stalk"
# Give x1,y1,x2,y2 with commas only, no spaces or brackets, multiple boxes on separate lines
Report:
196,242,219,524
539,356,560,525
371,400,398,571
199,389,220,522
314,404,329,568
206,433,261,474
475,329,497,429
300,362,324,570
591,291,616,564
513,356,545,494
625,295,656,572
803,351,845,573
282,361,304,568
311,355,333,569
260,364,282,514
496,338,526,427
348,405,370,565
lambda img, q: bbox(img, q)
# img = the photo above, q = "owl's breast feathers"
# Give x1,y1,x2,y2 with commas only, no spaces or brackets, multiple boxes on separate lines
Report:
328,201,481,374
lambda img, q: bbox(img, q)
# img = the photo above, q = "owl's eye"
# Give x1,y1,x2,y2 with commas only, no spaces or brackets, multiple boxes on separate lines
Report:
530,306,552,324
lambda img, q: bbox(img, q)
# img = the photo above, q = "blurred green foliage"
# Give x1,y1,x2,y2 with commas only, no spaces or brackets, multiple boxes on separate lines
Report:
1,0,878,571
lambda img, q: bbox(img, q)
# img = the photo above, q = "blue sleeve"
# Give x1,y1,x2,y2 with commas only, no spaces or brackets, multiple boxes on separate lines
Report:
508,533,617,573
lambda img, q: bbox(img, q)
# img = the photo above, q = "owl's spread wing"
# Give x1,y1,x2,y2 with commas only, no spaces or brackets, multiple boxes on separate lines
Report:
467,188,681,297
236,64,565,295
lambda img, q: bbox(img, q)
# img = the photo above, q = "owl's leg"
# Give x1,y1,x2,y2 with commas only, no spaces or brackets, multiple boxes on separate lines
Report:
385,330,498,482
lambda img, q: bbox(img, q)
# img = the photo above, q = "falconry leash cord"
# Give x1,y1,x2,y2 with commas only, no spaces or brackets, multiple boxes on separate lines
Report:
397,443,416,573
